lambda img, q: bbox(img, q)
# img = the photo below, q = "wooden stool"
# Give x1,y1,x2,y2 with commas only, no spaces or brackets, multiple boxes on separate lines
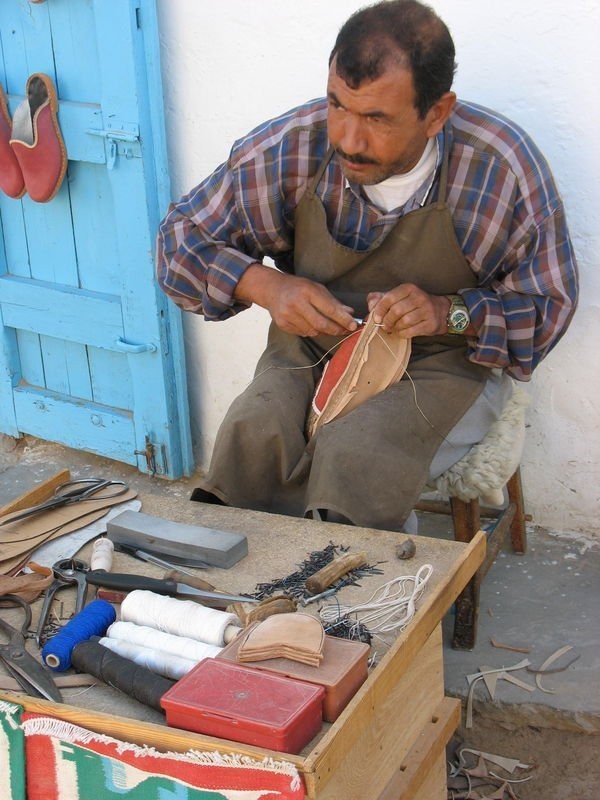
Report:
415,387,530,649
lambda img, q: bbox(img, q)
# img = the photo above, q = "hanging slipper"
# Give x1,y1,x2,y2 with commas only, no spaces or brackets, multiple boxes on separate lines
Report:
0,85,25,198
10,73,67,203
306,314,411,437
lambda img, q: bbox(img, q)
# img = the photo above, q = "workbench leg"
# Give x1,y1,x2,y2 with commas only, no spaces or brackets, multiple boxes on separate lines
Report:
450,496,481,650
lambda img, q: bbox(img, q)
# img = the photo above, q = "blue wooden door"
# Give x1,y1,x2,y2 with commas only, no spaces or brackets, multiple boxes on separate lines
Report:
0,0,193,478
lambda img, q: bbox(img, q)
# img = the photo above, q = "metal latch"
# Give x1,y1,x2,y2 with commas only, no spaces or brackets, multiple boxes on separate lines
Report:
134,435,157,475
86,121,140,169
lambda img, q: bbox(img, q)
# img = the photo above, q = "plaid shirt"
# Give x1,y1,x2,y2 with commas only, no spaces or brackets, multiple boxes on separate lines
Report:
157,98,578,380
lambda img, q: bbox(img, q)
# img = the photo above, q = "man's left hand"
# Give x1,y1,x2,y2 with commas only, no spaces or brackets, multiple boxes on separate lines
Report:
367,283,450,336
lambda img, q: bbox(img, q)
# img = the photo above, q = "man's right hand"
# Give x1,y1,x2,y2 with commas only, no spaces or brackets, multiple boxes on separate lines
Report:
234,263,358,337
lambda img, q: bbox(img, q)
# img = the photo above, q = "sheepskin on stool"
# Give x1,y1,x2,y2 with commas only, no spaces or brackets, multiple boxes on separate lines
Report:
433,387,530,506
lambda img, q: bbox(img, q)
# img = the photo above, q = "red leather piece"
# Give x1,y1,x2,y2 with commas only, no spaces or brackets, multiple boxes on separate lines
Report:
0,89,25,199
11,100,67,203
312,332,360,414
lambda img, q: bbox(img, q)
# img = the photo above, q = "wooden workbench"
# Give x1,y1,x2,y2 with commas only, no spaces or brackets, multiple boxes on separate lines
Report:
1,500,485,799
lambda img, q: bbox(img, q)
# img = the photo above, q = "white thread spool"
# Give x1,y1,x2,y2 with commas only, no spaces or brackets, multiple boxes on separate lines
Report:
90,537,114,572
120,590,241,646
107,621,222,662
98,637,197,680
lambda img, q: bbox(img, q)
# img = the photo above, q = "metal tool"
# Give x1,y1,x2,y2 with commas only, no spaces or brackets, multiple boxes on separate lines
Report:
35,558,90,646
0,478,129,526
300,587,339,606
85,572,260,604
0,595,62,702
113,541,209,573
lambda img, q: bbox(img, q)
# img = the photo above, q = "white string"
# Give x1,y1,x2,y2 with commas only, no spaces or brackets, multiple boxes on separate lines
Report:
319,564,434,635
374,330,448,441
98,636,197,680
89,537,114,572
251,327,364,384
120,590,240,646
107,621,222,662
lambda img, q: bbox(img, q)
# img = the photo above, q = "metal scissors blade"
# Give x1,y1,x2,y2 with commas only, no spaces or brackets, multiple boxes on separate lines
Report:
0,478,128,526
0,595,62,703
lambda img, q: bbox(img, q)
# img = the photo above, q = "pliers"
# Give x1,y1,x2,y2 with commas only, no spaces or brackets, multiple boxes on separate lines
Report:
35,558,90,646
0,594,62,702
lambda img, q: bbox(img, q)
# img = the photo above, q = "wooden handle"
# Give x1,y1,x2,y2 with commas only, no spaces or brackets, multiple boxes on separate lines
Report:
163,570,216,592
305,552,367,595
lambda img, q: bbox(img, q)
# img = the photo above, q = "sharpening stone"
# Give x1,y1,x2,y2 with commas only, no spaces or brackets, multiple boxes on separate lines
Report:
106,510,248,569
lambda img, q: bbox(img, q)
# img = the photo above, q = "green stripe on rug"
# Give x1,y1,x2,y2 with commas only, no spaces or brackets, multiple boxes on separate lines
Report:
0,701,26,800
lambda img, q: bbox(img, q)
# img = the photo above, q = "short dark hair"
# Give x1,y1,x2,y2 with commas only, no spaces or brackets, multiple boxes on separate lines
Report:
329,0,457,119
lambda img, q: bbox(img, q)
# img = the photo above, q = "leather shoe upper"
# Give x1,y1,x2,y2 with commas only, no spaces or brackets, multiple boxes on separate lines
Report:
0,86,25,199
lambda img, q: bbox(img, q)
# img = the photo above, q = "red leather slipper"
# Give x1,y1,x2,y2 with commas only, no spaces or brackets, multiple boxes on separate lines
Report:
0,86,25,199
10,73,68,203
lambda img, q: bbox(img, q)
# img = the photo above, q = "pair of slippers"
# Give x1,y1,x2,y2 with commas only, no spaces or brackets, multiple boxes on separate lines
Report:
0,73,67,203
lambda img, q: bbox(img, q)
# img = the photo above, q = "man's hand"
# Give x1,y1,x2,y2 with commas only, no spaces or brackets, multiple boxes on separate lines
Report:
235,264,358,336
367,283,450,336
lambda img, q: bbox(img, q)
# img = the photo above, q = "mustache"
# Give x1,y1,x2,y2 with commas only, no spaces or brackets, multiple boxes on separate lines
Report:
334,148,378,166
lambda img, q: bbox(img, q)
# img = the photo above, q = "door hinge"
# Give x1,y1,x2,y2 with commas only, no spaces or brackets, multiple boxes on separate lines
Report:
86,122,140,169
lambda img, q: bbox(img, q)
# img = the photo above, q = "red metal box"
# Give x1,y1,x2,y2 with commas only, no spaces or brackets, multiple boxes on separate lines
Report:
161,658,324,754
217,627,370,722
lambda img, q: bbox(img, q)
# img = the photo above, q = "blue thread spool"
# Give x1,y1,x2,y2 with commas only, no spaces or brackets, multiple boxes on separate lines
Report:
42,599,116,672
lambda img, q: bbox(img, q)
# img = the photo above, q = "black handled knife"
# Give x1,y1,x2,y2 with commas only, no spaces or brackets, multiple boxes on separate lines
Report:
85,572,258,603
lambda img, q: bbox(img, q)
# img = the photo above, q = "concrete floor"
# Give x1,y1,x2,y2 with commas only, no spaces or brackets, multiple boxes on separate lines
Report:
1,433,598,738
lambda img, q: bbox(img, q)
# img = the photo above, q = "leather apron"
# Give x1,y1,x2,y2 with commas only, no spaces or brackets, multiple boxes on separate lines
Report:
201,135,489,530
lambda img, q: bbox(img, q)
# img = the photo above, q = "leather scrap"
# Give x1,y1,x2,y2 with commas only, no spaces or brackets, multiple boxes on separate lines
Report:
0,562,53,603
238,614,324,666
527,645,576,693
465,659,531,728
0,489,137,575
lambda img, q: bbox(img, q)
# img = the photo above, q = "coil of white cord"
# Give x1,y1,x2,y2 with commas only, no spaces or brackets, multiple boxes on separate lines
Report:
319,563,433,635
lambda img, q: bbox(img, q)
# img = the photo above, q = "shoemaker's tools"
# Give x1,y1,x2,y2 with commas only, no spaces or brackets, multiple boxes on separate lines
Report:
0,595,62,702
41,599,116,672
304,552,367,596
0,478,128,526
113,541,209,573
35,558,91,646
85,572,259,605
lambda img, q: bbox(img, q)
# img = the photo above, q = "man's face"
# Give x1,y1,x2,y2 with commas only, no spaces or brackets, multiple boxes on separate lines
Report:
327,57,444,185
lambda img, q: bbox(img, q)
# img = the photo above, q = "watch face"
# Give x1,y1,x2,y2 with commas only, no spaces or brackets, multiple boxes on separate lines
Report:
449,309,469,332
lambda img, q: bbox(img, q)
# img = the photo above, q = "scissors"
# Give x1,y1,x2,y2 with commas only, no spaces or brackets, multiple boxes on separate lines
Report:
0,595,62,703
0,478,128,526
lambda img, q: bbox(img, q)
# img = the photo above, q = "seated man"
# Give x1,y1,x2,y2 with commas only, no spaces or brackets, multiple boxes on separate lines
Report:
156,0,578,532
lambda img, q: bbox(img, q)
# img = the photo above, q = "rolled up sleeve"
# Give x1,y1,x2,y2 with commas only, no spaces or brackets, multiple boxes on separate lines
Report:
462,202,578,381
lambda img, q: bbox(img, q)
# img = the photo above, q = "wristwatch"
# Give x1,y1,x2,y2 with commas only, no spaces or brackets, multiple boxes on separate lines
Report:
446,294,470,334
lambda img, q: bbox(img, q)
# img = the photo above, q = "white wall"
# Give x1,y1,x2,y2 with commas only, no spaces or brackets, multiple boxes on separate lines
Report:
156,0,600,537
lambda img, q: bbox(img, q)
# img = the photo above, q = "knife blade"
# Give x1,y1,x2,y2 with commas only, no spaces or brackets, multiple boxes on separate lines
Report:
85,572,259,604
113,542,210,571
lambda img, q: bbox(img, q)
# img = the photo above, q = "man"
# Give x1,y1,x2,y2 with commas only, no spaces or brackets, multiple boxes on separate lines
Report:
157,0,578,532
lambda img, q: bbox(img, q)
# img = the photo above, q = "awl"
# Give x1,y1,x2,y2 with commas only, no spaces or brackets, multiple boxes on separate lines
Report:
85,572,259,603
